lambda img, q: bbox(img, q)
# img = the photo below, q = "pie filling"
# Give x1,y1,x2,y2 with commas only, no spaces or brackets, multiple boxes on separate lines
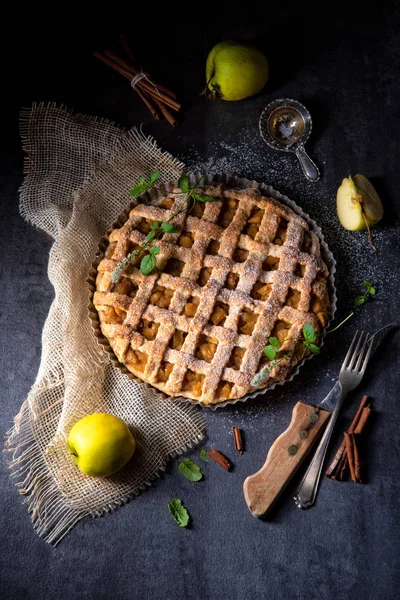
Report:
195,335,218,363
95,186,331,404
227,347,245,370
150,285,174,309
184,296,200,317
244,207,265,239
182,369,204,397
169,330,187,351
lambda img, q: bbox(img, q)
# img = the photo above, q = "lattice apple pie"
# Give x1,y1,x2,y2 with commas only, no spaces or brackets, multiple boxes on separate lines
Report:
93,185,330,405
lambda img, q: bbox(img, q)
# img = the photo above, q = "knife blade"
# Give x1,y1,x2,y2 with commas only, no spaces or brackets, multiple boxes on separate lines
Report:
243,323,395,518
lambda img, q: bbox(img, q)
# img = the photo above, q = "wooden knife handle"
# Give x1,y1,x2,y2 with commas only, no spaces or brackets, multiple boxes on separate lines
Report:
243,402,330,518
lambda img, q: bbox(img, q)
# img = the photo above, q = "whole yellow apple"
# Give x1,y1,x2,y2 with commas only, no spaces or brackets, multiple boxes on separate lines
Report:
68,413,136,477
206,40,268,101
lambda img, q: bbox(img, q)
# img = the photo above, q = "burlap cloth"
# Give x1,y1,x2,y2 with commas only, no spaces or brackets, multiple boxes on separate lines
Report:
5,103,206,545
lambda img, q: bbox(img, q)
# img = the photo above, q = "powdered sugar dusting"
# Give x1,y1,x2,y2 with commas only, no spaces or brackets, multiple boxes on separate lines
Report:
175,123,395,425
180,126,392,307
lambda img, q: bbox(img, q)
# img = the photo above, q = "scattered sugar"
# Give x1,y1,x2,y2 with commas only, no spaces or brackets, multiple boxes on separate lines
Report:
175,123,395,423
178,125,393,308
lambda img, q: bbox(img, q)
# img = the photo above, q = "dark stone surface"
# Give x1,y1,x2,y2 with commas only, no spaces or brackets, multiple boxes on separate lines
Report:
1,6,400,599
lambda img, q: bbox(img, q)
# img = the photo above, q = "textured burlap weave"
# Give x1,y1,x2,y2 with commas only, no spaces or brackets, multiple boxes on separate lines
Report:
5,103,206,545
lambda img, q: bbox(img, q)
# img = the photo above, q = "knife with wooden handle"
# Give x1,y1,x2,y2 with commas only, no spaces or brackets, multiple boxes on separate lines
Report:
243,324,394,518
243,384,338,518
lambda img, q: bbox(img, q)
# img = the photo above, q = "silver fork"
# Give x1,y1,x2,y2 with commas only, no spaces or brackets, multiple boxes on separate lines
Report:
294,330,373,509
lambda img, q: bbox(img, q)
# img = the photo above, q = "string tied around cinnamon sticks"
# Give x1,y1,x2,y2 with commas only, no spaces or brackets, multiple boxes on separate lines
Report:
93,34,181,127
130,70,160,96
326,395,372,482
130,71,149,89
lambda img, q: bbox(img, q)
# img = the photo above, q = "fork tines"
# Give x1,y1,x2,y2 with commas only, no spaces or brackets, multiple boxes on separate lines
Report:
342,330,373,374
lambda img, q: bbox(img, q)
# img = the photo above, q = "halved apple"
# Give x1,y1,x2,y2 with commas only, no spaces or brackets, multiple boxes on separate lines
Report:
336,174,383,231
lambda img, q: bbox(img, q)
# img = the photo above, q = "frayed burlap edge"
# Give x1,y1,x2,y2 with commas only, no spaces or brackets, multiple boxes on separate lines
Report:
4,103,206,545
5,396,205,545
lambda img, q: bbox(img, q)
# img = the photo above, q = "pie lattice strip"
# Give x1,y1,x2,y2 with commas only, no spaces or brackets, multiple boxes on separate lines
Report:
94,185,330,404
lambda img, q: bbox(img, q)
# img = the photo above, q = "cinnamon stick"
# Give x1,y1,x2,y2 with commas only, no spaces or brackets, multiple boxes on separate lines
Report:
328,452,347,479
119,34,178,100
135,88,160,120
93,51,133,80
326,395,369,477
354,406,372,434
348,407,371,482
341,406,372,480
353,435,362,482
138,79,181,111
95,36,182,126
325,443,346,478
344,432,358,482
232,426,244,454
332,450,348,481
152,96,178,127
329,404,372,481
208,448,232,471
104,50,181,111
339,454,349,480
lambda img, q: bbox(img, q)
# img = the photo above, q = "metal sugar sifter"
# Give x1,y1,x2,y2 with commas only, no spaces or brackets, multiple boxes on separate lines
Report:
259,98,320,182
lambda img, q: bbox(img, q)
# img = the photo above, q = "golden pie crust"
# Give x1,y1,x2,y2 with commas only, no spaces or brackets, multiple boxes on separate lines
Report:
93,185,330,405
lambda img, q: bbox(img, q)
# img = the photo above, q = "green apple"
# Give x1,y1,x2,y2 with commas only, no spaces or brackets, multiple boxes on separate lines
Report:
336,174,383,231
68,413,136,477
206,40,268,101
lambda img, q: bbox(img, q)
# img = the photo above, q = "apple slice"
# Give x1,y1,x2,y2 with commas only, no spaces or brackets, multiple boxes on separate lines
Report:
336,174,383,250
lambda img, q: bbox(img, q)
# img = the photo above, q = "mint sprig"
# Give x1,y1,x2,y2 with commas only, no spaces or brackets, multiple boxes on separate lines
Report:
251,313,354,388
112,168,215,281
302,323,320,354
178,168,215,204
178,171,189,193
130,170,160,196
111,248,141,283
354,281,376,306
160,222,176,233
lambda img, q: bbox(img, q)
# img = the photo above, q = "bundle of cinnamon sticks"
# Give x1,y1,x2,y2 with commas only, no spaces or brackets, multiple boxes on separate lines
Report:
93,34,181,127
326,395,372,482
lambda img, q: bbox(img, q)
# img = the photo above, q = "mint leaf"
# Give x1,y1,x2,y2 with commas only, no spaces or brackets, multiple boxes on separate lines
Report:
263,345,276,360
178,170,189,193
161,222,177,233
199,449,208,462
178,459,202,482
251,363,274,387
354,296,366,306
150,221,160,231
149,245,160,256
140,254,156,275
139,176,146,185
130,183,148,196
309,343,320,354
269,337,280,350
149,170,160,186
369,287,376,295
303,323,316,342
168,498,189,527
193,193,215,203
363,281,373,288
146,231,155,243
